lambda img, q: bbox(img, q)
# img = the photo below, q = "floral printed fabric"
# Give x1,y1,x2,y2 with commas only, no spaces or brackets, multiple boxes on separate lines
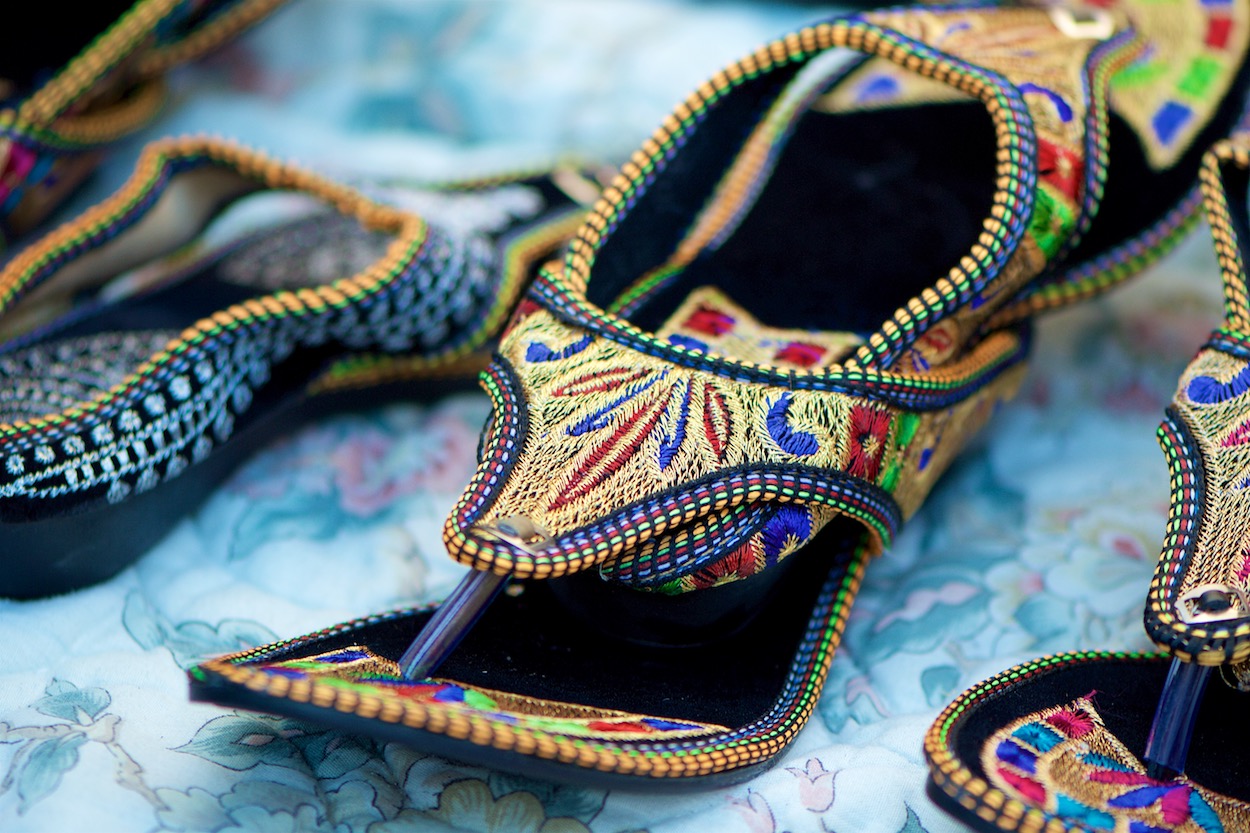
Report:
0,1,1221,831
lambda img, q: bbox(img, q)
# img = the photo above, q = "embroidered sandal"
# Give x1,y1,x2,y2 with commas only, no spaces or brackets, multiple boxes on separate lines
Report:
0,136,594,598
923,137,1250,833
1,0,288,248
190,0,1250,789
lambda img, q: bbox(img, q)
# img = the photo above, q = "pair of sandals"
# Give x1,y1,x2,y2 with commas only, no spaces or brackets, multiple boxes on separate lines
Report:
5,0,1250,826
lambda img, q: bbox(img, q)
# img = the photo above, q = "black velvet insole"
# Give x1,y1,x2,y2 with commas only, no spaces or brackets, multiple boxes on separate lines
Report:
243,519,863,728
627,103,999,335
951,657,1250,803
612,36,1250,339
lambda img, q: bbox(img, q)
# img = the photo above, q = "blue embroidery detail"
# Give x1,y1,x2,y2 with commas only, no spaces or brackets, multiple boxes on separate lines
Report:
1011,722,1062,753
432,686,466,703
1190,791,1225,833
567,373,664,436
761,505,812,564
1055,795,1114,831
995,740,1037,774
1019,83,1073,122
1153,101,1194,145
1078,752,1133,772
658,382,692,470
1187,364,1250,404
643,718,704,731
766,394,819,457
526,334,593,363
856,75,901,104
1109,786,1173,809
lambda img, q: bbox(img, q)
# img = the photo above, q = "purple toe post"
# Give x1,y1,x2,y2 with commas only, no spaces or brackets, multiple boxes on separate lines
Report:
1143,658,1213,780
398,570,509,680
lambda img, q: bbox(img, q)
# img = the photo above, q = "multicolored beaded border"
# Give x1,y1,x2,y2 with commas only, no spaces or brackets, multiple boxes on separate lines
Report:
0,136,432,448
1144,138,1250,664
191,539,871,781
8,0,287,134
1,0,288,243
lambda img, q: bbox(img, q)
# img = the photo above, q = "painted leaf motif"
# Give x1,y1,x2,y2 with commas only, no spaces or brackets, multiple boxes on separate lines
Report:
32,679,110,724
17,734,86,813
295,731,380,780
123,590,277,669
895,806,930,833
177,714,310,771
487,771,607,824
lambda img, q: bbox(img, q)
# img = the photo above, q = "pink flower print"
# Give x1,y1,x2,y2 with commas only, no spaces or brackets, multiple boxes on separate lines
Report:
786,757,836,812
729,790,775,833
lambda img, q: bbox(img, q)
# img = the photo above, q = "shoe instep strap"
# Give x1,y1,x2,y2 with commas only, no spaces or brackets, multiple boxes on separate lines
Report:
1146,137,1250,664
443,7,1140,586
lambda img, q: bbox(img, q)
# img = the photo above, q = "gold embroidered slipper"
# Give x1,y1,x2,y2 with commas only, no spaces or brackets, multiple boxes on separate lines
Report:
190,0,1250,789
0,136,594,598
923,137,1250,833
0,0,288,248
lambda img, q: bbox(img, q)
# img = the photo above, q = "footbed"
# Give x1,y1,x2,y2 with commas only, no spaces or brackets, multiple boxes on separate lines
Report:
947,657,1250,805
200,516,863,733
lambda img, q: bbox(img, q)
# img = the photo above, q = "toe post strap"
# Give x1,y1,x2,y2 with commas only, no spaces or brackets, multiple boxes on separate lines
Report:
1143,658,1214,780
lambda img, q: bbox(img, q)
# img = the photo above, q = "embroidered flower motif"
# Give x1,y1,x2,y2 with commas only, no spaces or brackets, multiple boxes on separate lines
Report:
682,303,735,336
1045,707,1094,738
847,404,891,481
1036,137,1083,200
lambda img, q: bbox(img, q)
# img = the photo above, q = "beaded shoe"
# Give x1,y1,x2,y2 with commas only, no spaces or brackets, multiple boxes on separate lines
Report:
1,0,288,248
191,0,1250,789
0,136,594,598
923,137,1250,833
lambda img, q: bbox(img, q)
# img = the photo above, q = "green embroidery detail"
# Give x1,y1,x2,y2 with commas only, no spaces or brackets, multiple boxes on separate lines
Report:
1178,56,1223,100
1027,185,1076,259
1111,59,1168,89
